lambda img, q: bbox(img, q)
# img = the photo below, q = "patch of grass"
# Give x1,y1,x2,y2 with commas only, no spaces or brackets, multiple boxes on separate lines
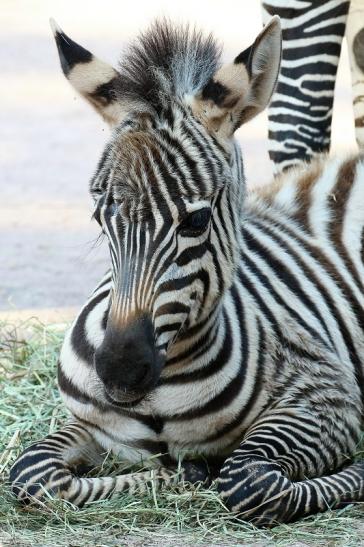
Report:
1,321,364,547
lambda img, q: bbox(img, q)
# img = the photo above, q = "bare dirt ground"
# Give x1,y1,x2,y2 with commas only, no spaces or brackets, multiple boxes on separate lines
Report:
0,0,357,321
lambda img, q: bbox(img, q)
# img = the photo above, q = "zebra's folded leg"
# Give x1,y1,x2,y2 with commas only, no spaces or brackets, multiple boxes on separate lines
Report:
9,421,106,506
9,421,210,507
217,442,364,527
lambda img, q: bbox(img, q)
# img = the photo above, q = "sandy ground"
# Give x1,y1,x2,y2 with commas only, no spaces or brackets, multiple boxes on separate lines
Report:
0,0,358,320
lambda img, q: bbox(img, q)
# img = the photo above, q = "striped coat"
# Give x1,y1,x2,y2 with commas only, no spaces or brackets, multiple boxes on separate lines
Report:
262,0,350,171
9,17,364,526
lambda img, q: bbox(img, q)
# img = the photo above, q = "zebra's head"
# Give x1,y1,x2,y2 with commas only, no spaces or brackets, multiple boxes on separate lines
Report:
51,18,281,405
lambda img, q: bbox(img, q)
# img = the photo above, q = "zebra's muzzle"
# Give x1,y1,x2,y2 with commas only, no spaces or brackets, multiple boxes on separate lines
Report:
94,314,165,402
104,388,146,407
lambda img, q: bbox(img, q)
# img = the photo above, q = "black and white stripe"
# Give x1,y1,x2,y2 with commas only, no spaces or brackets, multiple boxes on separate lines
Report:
9,18,364,527
262,0,350,171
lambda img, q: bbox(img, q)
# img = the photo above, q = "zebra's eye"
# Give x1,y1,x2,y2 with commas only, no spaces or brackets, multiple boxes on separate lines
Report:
105,201,118,216
179,208,211,237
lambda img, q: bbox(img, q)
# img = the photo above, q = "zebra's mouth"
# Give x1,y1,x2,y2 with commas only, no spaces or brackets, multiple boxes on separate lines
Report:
104,389,146,407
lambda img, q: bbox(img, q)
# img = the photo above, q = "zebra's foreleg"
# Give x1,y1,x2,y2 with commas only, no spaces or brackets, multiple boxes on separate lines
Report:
9,422,209,507
217,413,364,527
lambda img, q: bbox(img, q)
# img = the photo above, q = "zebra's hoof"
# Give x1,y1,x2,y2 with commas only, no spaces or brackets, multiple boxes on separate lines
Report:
181,460,211,485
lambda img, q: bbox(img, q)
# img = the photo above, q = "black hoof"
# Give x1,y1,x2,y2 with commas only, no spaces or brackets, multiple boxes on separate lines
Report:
181,460,211,485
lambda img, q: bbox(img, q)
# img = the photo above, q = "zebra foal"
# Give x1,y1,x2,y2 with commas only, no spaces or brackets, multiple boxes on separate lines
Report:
9,17,364,526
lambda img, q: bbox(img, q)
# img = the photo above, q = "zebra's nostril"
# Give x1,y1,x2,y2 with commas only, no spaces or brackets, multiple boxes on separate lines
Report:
94,313,164,396
120,361,150,386
95,353,152,389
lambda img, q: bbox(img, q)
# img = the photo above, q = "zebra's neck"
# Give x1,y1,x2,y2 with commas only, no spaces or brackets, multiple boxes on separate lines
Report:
163,300,228,373
162,277,258,383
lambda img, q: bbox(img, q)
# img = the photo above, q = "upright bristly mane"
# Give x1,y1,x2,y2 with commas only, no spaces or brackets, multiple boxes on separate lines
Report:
51,16,281,129
116,19,222,109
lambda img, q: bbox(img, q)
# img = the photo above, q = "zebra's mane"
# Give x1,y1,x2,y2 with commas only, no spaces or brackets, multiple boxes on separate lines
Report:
116,19,222,109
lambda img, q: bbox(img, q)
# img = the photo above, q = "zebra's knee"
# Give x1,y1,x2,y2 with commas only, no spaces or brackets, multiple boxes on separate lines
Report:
9,443,69,504
216,454,292,525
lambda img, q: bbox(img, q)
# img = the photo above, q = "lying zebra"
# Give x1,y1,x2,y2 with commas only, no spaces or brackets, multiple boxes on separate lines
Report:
10,16,364,527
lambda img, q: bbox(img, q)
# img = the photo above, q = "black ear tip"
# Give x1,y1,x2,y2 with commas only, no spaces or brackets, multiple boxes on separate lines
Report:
49,18,92,75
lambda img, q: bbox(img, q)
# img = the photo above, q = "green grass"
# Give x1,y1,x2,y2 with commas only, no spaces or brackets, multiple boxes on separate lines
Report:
1,321,364,547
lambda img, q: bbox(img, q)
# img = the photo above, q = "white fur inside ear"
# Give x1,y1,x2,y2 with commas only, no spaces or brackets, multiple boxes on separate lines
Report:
214,63,250,98
248,17,282,109
67,56,125,125
186,62,250,139
187,16,281,136
68,57,118,95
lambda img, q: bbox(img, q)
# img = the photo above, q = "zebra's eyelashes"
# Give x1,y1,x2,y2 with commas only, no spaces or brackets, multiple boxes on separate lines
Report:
91,195,117,225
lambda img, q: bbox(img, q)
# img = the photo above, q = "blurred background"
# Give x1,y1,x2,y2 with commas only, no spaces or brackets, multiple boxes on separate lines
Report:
0,0,357,322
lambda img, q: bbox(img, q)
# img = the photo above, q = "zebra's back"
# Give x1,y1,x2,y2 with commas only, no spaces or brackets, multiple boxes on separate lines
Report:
242,153,364,383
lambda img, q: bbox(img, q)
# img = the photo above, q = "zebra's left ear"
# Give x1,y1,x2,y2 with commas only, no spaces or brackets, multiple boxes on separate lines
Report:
191,16,281,138
50,19,123,126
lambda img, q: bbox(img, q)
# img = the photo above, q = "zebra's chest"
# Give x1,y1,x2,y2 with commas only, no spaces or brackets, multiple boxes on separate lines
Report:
147,379,268,458
80,409,239,465
159,414,243,460
78,381,258,463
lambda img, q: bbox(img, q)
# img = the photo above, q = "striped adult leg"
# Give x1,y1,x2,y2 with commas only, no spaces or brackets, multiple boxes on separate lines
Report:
9,422,209,507
217,409,364,527
262,0,350,172
346,0,364,148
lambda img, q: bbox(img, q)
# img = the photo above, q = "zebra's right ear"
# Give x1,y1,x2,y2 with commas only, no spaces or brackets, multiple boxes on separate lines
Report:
190,16,281,139
50,19,123,126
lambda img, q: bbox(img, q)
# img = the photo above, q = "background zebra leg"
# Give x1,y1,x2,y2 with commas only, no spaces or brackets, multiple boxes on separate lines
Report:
217,414,364,527
346,0,364,149
9,422,209,507
262,0,350,172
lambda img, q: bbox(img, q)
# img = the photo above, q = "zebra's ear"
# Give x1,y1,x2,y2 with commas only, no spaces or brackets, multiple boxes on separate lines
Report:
50,19,123,126
191,16,281,138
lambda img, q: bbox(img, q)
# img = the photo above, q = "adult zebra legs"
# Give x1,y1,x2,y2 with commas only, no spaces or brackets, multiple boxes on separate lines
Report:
347,0,364,148
262,0,364,169
262,0,353,172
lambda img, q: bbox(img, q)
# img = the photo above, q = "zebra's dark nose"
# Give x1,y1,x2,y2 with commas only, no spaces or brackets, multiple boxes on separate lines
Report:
94,314,163,400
